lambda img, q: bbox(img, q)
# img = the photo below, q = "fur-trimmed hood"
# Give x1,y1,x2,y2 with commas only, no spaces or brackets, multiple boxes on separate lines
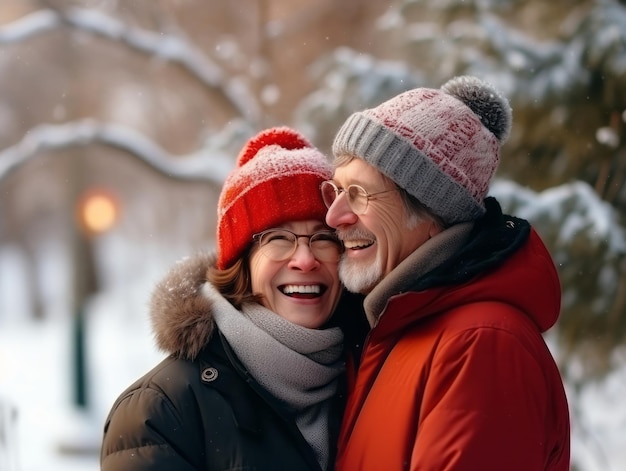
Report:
150,252,217,361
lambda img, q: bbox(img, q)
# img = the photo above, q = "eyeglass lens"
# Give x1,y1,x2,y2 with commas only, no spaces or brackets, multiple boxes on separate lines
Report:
256,229,342,262
320,181,368,214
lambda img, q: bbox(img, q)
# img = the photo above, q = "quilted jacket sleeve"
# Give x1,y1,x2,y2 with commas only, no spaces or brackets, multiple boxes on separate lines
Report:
100,387,202,471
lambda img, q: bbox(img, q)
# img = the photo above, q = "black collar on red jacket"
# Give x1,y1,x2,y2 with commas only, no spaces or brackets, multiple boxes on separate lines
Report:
410,196,531,292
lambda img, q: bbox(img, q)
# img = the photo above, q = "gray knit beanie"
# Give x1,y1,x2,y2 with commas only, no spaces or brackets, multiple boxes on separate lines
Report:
332,75,512,225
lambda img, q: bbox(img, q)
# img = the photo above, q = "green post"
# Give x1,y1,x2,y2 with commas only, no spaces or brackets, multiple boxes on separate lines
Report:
73,305,87,408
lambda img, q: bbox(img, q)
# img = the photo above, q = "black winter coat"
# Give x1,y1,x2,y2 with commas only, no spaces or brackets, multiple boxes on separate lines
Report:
100,253,367,471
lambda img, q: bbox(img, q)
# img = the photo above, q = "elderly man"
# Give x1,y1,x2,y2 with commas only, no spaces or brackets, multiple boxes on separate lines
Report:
321,76,570,471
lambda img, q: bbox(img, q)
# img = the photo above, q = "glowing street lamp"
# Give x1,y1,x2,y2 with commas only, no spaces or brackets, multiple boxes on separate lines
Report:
77,189,119,236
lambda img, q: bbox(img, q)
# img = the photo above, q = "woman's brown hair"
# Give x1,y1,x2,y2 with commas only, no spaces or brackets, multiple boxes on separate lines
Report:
206,254,263,310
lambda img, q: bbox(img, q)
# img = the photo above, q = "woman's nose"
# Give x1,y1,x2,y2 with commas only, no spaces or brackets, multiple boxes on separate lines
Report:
287,239,320,271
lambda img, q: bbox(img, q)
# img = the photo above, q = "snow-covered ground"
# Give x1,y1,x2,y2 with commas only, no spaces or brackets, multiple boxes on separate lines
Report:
0,245,625,471
0,238,171,471
0,284,164,471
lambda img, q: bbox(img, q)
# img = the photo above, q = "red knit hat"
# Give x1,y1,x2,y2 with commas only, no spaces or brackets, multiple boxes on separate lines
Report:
216,127,332,269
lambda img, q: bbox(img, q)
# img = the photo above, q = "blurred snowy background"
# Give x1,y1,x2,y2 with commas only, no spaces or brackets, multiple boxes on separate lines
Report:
1,1,626,470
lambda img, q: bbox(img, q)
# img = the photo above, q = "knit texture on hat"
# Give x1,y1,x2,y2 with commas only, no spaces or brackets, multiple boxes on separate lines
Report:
217,127,332,269
332,75,512,225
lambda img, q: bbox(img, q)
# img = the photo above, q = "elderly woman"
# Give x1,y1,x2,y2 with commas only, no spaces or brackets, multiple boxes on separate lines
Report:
100,127,366,471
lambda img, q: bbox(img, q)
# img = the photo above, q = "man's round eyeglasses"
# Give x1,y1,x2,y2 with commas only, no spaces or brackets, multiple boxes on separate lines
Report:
252,228,343,262
320,180,400,215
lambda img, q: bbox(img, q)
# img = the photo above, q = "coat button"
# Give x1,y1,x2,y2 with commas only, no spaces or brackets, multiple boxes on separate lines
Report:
201,367,218,382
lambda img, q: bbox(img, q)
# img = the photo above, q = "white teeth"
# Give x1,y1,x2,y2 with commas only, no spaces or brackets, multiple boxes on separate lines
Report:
282,285,321,294
344,239,374,249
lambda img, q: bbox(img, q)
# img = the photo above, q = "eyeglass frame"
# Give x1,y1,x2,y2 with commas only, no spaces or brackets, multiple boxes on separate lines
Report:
251,228,343,262
320,180,401,215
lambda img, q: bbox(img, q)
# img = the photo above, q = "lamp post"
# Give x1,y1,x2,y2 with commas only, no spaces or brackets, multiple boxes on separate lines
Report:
57,187,119,457
72,188,118,409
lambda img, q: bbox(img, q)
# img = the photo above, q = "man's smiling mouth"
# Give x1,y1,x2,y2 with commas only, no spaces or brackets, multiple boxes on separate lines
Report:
343,239,375,250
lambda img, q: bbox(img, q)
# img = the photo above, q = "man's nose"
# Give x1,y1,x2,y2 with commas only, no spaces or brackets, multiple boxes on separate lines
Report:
325,193,358,228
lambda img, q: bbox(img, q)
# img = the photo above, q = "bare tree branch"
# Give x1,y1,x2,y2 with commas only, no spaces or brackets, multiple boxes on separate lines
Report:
0,119,234,184
0,8,260,123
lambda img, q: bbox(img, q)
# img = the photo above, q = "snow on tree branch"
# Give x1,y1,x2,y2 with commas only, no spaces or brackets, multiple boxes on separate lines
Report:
0,8,260,123
490,178,626,317
0,119,234,184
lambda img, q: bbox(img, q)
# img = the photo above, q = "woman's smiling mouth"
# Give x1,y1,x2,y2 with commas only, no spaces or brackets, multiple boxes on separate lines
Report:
279,284,325,298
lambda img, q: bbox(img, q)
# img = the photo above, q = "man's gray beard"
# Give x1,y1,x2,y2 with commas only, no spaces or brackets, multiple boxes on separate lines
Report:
338,254,383,295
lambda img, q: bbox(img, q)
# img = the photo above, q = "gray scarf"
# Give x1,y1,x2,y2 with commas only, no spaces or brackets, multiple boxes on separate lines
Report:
365,221,475,327
204,282,344,470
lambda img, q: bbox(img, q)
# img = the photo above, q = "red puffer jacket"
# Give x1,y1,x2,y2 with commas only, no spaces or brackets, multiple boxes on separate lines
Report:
336,218,570,471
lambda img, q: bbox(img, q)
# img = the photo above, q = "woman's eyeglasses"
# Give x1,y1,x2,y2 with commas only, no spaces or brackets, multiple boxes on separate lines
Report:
252,228,343,262
320,180,400,215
